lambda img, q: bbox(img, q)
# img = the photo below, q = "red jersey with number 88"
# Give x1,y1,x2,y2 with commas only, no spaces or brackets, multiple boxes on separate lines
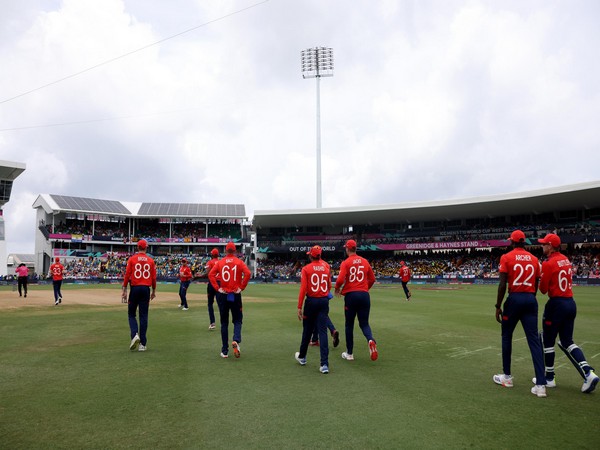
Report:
123,253,157,288
539,252,573,298
298,259,331,308
498,248,540,294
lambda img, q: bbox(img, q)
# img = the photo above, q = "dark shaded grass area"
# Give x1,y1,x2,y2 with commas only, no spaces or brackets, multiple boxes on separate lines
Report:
1,284,598,449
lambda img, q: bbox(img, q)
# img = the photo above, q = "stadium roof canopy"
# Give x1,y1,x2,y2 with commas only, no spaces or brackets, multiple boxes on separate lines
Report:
0,160,26,208
32,194,247,219
253,181,600,228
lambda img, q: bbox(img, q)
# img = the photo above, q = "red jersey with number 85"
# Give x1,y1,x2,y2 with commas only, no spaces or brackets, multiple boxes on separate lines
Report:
298,259,331,308
335,255,376,295
539,252,573,298
123,253,157,288
498,248,540,294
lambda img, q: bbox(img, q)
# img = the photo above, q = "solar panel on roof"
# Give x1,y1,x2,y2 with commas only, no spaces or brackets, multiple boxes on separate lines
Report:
50,195,130,214
137,202,245,217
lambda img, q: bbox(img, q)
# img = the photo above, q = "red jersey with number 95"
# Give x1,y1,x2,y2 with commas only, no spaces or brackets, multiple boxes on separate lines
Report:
498,248,540,294
298,259,331,308
123,253,157,289
539,252,573,298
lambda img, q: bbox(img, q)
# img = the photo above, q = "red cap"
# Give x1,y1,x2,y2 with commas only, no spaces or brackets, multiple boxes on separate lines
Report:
211,248,219,256
538,233,561,247
508,230,525,243
400,261,405,265
182,258,187,263
137,239,148,250
55,257,60,263
225,242,236,252
345,239,357,250
306,245,322,258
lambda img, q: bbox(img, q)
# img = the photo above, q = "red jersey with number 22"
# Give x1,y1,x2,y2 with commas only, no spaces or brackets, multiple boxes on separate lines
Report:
123,253,157,288
298,260,331,308
498,248,540,294
539,252,573,298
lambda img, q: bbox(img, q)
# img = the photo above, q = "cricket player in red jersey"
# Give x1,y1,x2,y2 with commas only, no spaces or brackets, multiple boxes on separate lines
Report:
49,257,65,305
493,230,547,397
295,245,332,374
204,248,220,329
178,258,192,310
398,261,412,300
121,239,156,352
208,242,251,358
537,233,598,393
335,240,378,362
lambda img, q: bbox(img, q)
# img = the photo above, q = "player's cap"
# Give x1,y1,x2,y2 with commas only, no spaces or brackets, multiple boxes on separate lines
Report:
538,233,561,247
508,230,526,243
55,257,60,262
400,261,405,265
211,248,219,256
137,239,148,250
307,245,322,257
225,242,236,252
345,239,357,250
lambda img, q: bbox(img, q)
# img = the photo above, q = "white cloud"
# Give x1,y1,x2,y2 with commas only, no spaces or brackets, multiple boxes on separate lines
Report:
1,0,600,254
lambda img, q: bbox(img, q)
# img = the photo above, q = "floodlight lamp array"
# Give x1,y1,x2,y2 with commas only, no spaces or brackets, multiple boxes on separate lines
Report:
301,47,334,79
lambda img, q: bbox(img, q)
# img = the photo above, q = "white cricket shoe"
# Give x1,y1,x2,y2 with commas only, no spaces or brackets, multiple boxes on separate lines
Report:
220,352,229,358
531,385,547,397
532,377,556,388
493,374,513,387
341,352,354,361
138,344,146,352
208,323,216,330
582,370,599,394
319,365,329,374
295,352,306,365
182,307,189,311
129,334,140,351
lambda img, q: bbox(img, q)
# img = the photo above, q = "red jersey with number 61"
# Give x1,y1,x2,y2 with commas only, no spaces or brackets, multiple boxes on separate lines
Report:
539,252,573,298
335,255,376,295
208,256,250,293
298,259,331,308
123,253,157,289
498,248,540,294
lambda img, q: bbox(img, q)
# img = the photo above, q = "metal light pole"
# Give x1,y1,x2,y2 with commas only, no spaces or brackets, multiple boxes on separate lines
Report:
301,47,333,208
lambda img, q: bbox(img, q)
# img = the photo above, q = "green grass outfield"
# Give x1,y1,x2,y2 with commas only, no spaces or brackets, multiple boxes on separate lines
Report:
1,283,598,449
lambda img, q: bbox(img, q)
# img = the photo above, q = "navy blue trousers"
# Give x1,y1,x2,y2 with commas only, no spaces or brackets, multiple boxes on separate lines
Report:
501,292,545,383
299,296,330,366
178,280,190,308
401,281,410,298
542,297,593,377
344,291,375,355
128,285,150,346
216,292,243,354
53,280,62,301
207,283,217,324
311,316,336,341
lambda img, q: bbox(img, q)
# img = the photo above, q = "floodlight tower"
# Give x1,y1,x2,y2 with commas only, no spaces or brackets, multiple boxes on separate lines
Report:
301,47,334,209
